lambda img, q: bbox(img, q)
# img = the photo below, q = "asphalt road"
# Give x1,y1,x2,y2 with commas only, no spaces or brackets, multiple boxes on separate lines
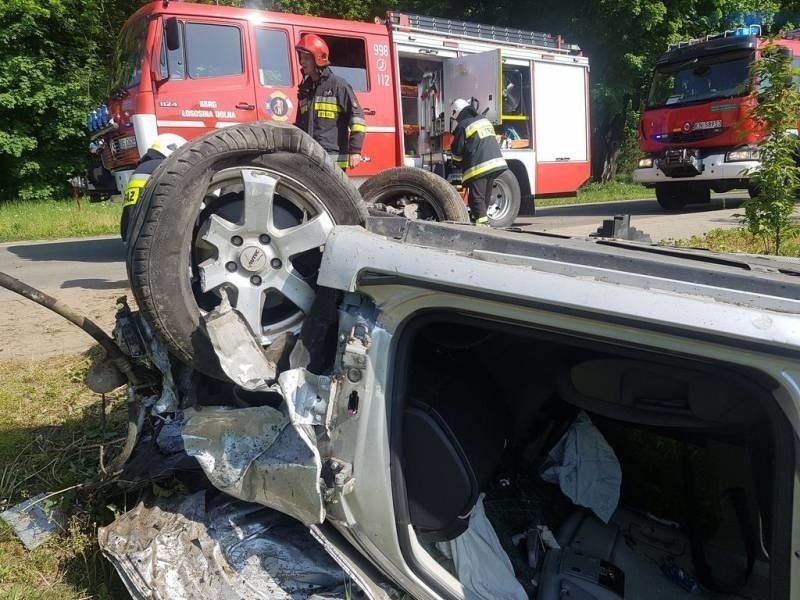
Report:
0,193,749,293
0,236,127,293
517,193,748,242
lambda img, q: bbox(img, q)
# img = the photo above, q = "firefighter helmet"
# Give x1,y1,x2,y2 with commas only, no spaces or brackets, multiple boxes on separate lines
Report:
296,34,330,67
450,98,470,118
149,133,186,158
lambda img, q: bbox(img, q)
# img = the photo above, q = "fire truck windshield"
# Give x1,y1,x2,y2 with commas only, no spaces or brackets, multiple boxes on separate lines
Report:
110,17,148,94
646,49,754,108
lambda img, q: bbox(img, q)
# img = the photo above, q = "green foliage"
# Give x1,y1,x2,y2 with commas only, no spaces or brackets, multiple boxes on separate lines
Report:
0,198,122,242
744,42,800,254
668,225,800,256
0,0,143,202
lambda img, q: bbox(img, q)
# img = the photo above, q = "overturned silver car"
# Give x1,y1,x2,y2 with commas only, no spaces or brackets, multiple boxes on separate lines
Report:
98,122,800,599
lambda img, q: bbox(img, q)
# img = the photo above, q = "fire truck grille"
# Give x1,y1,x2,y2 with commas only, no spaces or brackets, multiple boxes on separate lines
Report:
101,133,139,171
654,128,726,144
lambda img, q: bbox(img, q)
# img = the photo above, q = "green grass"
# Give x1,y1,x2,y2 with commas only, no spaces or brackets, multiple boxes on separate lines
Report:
536,181,651,208
667,226,800,257
0,200,122,243
0,350,128,599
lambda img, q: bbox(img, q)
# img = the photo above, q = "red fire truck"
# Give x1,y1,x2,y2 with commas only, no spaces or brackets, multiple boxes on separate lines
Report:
634,25,800,210
85,1,590,226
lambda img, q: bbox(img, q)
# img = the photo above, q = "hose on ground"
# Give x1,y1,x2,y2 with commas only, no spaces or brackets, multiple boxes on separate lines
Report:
0,271,142,475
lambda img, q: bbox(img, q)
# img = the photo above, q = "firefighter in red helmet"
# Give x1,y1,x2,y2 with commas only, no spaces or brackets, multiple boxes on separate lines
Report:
294,34,366,170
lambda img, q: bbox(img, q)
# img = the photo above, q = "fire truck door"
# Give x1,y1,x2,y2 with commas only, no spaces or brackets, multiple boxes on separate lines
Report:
296,29,397,176
251,26,299,125
532,61,588,162
154,17,258,138
444,50,502,124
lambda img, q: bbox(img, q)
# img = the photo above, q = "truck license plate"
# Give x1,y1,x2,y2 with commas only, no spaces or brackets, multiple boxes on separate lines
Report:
692,120,722,131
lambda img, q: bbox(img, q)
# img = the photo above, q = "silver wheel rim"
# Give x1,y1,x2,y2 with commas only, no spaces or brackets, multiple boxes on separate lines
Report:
487,178,513,222
380,191,445,220
192,167,334,346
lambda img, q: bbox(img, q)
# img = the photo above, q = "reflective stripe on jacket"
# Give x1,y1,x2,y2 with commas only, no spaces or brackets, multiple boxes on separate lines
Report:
451,115,507,182
295,67,365,155
122,155,162,207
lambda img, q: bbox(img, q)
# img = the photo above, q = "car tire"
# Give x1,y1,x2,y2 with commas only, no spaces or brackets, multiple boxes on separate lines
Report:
655,184,688,210
128,122,368,378
487,170,521,228
359,167,470,223
687,185,710,204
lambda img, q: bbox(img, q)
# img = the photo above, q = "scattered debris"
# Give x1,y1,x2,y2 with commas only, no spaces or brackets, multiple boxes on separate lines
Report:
0,493,65,550
98,490,353,600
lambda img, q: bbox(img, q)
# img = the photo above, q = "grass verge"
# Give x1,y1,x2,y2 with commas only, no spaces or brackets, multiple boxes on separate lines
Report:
667,226,800,257
0,350,128,599
0,200,122,243
536,181,651,208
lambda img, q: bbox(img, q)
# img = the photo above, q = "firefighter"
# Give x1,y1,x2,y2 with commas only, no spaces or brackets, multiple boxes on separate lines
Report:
450,98,508,225
294,34,366,170
120,133,186,243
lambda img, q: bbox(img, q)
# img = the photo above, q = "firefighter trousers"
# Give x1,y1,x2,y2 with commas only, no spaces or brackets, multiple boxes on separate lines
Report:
467,172,500,218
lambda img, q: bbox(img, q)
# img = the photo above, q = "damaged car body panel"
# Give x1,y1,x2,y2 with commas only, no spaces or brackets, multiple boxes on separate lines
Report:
306,220,800,600
49,211,798,599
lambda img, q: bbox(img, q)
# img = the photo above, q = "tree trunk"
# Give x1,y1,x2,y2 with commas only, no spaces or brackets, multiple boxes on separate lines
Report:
591,98,630,182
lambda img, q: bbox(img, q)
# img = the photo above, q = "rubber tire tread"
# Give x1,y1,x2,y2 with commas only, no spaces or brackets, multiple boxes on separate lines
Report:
359,167,470,223
488,170,521,228
655,184,688,211
127,121,368,378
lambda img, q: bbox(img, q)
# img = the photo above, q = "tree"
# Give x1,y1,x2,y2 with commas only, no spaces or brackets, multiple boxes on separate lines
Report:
0,0,245,203
743,42,800,254
0,0,143,201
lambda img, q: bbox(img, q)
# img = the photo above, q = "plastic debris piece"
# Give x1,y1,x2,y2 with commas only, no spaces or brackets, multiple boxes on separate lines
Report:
0,493,65,550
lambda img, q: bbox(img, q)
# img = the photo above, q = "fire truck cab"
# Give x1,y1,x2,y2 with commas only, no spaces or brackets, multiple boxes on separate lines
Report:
634,25,800,210
86,2,591,221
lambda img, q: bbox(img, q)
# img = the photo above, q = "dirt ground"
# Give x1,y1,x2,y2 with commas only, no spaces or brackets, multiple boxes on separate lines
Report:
0,286,131,360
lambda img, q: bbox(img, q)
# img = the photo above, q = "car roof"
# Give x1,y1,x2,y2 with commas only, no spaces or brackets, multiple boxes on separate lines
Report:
361,218,800,314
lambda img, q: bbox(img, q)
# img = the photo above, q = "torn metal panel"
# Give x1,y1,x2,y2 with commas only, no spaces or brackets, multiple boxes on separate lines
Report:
182,404,324,525
277,369,332,427
140,318,180,414
204,290,277,389
98,491,355,600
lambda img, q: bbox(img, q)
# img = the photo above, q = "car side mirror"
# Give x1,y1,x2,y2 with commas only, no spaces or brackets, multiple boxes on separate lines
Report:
165,17,181,52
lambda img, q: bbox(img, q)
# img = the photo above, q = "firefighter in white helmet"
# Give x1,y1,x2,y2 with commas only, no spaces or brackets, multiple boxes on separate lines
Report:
449,98,508,225
120,133,186,242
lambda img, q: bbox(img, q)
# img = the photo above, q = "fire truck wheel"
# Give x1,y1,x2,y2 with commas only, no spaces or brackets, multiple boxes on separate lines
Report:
655,184,688,211
127,122,368,378
359,167,470,223
487,170,521,228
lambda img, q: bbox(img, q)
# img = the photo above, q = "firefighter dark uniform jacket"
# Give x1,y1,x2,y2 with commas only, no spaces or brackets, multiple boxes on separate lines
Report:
120,150,163,242
295,67,366,167
451,114,507,182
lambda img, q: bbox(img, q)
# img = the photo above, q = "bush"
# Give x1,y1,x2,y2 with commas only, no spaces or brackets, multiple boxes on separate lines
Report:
744,42,800,255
